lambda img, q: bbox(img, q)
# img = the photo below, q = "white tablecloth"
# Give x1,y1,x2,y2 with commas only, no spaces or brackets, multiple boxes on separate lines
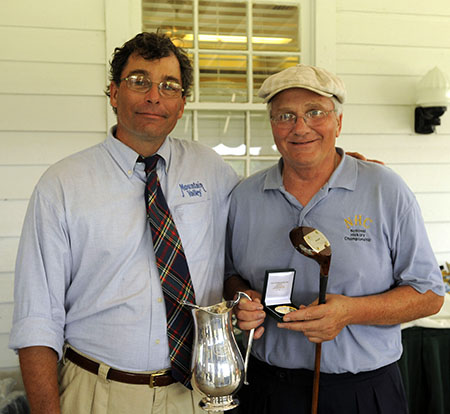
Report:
402,293,450,329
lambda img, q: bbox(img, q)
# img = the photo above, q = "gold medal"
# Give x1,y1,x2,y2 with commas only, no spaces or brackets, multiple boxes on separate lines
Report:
275,305,296,315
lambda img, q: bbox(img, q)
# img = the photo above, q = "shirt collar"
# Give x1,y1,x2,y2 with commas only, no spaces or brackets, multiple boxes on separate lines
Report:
153,136,171,174
263,159,284,190
328,147,358,191
263,147,358,192
103,126,172,177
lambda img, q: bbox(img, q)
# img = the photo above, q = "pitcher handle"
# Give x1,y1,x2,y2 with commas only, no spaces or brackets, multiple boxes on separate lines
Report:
243,327,254,385
236,291,255,386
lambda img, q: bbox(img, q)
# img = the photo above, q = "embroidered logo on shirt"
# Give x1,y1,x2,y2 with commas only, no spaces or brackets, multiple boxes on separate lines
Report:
179,181,207,198
343,214,373,242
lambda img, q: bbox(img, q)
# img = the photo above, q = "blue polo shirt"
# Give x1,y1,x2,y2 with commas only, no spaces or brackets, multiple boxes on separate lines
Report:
225,148,444,374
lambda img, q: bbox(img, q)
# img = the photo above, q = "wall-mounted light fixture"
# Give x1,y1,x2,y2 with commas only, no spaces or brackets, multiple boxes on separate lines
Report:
415,67,450,134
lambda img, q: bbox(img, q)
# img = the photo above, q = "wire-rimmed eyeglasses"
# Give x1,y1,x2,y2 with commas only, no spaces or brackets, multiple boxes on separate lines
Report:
270,109,337,129
121,74,184,98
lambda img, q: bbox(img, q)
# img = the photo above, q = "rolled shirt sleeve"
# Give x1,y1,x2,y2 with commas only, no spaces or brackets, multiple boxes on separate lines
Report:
10,187,69,359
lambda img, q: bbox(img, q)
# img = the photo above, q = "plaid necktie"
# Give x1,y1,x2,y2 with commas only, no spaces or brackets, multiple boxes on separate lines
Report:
142,154,196,387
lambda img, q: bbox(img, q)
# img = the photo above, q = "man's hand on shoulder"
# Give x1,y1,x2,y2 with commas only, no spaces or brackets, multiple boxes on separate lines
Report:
346,151,385,165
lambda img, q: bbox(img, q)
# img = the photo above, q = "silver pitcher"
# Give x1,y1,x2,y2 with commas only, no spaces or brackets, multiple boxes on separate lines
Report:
183,292,254,412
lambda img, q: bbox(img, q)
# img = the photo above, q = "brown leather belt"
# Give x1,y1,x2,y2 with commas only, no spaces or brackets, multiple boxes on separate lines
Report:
65,347,176,387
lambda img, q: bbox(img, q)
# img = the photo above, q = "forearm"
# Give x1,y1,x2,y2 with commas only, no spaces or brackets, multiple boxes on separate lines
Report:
224,274,251,300
346,285,444,326
19,346,61,414
281,286,444,342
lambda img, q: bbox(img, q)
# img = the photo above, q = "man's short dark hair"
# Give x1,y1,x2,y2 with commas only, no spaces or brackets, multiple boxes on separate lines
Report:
105,32,193,101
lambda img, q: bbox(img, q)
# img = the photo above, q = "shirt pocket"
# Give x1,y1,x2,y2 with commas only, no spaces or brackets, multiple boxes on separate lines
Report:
171,198,213,262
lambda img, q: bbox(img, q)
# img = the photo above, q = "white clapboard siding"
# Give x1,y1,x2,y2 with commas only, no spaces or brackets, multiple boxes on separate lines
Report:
0,304,14,369
339,135,450,164
416,194,450,222
0,27,105,64
0,335,18,368
0,95,106,132
388,164,450,193
0,0,105,30
0,61,105,96
435,253,449,265
337,12,450,49
0,201,28,237
426,223,450,255
0,0,108,371
337,0,450,16
0,132,105,165
0,304,14,335
339,133,450,164
0,275,14,303
337,44,450,76
342,75,417,105
0,238,19,273
0,303,14,370
342,105,450,135
0,166,50,200
341,105,413,135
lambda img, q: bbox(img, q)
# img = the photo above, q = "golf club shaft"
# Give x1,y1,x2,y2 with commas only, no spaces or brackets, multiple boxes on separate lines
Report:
312,274,327,413
318,275,328,305
311,343,322,414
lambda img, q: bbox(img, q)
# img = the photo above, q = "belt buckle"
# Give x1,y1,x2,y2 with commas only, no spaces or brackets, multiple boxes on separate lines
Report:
149,370,167,388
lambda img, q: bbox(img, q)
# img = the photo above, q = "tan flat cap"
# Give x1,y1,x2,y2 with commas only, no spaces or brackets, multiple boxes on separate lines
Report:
258,64,347,104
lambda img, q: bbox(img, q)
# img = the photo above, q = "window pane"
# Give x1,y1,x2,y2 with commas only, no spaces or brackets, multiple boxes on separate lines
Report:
198,1,247,51
250,160,278,175
142,0,193,48
252,3,300,52
199,54,247,102
250,112,278,156
198,111,245,155
225,159,245,177
253,56,300,102
171,111,193,141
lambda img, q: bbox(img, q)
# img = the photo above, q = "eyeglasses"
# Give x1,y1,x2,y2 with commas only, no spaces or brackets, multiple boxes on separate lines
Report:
121,74,184,98
271,109,337,129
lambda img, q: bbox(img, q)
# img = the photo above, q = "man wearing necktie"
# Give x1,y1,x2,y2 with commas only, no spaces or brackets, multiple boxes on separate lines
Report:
10,32,239,414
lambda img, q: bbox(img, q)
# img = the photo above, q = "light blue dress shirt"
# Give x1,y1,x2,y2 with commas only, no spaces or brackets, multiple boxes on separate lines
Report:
9,127,239,372
225,148,444,374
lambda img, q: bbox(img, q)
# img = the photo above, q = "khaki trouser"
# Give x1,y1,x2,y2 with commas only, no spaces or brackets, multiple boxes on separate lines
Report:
58,347,207,414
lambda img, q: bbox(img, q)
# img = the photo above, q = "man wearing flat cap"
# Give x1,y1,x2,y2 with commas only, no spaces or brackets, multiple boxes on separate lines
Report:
224,64,444,414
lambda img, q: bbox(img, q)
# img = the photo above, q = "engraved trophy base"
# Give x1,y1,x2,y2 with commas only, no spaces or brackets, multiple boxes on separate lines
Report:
199,395,239,412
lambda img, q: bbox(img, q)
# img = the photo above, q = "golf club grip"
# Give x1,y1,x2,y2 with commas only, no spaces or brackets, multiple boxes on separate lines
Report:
311,343,322,414
318,276,328,304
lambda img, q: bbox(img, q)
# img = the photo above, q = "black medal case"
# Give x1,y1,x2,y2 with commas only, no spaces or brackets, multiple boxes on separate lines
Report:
262,268,298,322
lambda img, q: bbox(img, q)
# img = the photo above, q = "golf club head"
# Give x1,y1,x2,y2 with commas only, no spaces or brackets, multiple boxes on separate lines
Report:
289,226,331,260
289,226,332,304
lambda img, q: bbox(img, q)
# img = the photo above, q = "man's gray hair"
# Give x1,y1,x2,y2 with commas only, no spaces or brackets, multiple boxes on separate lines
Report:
331,97,343,115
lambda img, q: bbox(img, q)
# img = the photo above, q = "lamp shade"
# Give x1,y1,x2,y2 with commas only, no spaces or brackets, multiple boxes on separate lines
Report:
416,67,450,107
